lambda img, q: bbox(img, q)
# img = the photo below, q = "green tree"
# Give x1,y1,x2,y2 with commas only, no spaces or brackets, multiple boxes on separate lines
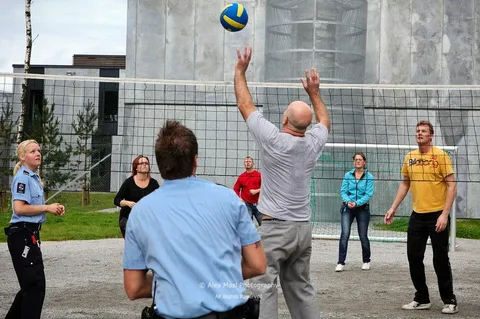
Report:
72,100,98,206
27,98,73,197
0,99,18,208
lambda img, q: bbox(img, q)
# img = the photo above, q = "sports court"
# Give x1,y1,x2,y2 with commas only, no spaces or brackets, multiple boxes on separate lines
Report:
0,238,479,318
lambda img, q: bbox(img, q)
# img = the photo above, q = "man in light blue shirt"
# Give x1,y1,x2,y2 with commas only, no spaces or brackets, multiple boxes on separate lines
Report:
123,120,266,319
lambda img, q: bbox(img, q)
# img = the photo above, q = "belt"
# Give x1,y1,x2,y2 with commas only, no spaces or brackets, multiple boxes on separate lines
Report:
4,222,41,237
152,301,251,319
10,222,41,232
10,222,42,232
262,218,309,223
262,218,287,222
193,305,245,319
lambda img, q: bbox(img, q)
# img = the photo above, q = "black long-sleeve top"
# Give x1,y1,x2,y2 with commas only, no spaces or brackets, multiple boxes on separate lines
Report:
114,176,160,219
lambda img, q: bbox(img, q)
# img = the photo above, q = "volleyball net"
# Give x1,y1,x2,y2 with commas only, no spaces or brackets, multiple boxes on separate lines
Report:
1,72,480,244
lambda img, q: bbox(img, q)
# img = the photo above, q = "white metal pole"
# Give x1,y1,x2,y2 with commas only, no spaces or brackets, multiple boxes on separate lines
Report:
450,199,457,253
450,149,457,253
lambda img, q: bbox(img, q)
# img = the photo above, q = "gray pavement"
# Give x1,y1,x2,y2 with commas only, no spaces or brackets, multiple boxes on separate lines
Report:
0,238,479,318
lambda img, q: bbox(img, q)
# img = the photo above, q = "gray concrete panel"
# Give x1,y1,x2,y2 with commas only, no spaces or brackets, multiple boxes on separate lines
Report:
379,0,411,84
365,0,381,83
194,0,225,81
134,0,166,79
165,0,195,80
442,0,474,85
476,0,480,83
411,0,443,84
125,0,138,78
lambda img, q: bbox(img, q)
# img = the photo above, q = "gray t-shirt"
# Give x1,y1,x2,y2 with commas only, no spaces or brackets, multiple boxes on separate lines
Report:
246,110,328,221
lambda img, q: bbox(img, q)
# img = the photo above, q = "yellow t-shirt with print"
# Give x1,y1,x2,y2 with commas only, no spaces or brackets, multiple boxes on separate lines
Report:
401,146,454,213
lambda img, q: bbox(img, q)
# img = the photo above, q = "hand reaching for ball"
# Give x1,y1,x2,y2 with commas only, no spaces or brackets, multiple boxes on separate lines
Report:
235,47,252,74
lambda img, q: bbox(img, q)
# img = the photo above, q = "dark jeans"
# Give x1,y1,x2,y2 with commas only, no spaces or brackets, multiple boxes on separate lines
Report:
338,205,371,265
408,211,456,305
245,202,262,226
6,227,46,319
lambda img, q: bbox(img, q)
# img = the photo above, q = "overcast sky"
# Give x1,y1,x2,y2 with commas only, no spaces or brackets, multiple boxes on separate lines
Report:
0,0,127,73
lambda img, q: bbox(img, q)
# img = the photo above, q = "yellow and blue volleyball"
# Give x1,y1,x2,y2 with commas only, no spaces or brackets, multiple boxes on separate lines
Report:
220,3,248,32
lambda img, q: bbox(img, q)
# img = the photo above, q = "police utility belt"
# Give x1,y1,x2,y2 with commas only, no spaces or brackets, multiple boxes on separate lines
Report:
4,222,41,237
142,295,260,319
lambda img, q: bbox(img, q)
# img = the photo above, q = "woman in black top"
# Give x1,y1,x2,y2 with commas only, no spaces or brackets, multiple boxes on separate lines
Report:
114,155,160,238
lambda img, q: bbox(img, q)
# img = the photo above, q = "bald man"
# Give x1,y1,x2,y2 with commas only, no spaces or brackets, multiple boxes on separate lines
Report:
234,47,330,319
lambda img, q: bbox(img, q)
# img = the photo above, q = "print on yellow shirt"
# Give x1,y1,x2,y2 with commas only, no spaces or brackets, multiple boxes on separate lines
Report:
401,147,454,213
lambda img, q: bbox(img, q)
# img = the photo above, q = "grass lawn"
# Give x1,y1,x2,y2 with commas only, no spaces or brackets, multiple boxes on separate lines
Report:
374,217,480,239
0,192,122,242
2,192,479,241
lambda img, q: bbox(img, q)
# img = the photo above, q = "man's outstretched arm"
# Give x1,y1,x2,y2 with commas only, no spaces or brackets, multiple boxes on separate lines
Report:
301,68,331,132
234,47,257,121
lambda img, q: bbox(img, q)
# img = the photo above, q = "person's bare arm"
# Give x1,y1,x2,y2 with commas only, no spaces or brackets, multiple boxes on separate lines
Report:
384,176,410,224
120,200,136,208
13,200,64,216
300,68,331,132
241,241,267,280
234,47,257,121
249,189,260,195
123,269,153,300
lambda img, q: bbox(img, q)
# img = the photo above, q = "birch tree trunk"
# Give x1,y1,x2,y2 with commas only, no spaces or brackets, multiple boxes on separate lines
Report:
17,0,32,144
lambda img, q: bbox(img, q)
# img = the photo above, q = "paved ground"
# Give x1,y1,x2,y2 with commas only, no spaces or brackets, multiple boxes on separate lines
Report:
0,238,479,318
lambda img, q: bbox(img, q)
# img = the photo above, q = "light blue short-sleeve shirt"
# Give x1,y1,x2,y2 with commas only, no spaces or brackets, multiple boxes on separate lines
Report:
10,165,46,224
246,110,329,221
123,176,260,319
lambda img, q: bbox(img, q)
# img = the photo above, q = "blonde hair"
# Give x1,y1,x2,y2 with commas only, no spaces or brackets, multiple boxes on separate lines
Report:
14,139,44,188
14,139,39,175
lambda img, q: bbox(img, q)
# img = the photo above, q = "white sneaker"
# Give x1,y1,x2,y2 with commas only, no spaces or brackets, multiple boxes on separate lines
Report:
442,304,458,314
361,262,370,270
402,301,431,310
335,264,344,272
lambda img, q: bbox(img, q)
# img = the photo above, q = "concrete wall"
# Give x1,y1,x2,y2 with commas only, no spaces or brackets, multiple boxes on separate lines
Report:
365,0,477,85
126,0,265,82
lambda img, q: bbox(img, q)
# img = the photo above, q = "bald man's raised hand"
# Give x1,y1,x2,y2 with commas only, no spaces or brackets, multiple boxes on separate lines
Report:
301,67,330,131
300,68,320,96
235,47,252,74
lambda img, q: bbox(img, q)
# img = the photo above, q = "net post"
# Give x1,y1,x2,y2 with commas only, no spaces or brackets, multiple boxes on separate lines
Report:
449,148,457,253
450,200,457,253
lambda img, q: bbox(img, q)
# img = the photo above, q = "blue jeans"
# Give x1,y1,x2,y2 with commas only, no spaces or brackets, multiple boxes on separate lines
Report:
245,202,262,226
338,205,371,264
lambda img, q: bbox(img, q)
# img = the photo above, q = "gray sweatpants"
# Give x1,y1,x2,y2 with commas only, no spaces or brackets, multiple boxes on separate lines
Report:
247,220,320,319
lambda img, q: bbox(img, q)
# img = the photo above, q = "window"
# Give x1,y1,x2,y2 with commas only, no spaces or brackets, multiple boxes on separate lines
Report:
103,90,118,122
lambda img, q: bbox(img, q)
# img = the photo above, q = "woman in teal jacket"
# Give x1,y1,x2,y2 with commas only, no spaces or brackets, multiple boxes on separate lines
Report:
335,152,374,272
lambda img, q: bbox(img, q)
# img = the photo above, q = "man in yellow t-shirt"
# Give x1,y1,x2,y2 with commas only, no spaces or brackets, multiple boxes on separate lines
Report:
384,120,458,315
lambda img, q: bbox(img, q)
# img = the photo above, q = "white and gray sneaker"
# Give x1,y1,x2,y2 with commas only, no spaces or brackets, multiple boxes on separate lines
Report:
442,304,458,314
335,264,345,272
402,301,431,310
361,262,370,270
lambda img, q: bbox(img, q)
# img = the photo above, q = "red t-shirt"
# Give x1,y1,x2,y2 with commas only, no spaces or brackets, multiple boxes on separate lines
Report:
233,170,262,204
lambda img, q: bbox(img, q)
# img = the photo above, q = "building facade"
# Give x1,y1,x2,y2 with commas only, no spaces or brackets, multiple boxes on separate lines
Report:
10,55,125,192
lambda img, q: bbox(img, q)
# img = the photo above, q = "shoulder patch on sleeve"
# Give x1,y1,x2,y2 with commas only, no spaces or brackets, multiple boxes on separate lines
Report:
23,170,30,175
16,183,26,194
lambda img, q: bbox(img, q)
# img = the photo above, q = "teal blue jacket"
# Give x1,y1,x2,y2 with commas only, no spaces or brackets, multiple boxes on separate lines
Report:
340,169,374,207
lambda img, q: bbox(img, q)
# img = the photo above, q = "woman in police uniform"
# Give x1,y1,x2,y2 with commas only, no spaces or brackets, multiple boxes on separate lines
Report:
5,139,65,319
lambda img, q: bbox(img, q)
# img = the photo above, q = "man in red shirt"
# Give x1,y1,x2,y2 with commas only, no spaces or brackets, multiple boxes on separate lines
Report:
234,156,262,225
